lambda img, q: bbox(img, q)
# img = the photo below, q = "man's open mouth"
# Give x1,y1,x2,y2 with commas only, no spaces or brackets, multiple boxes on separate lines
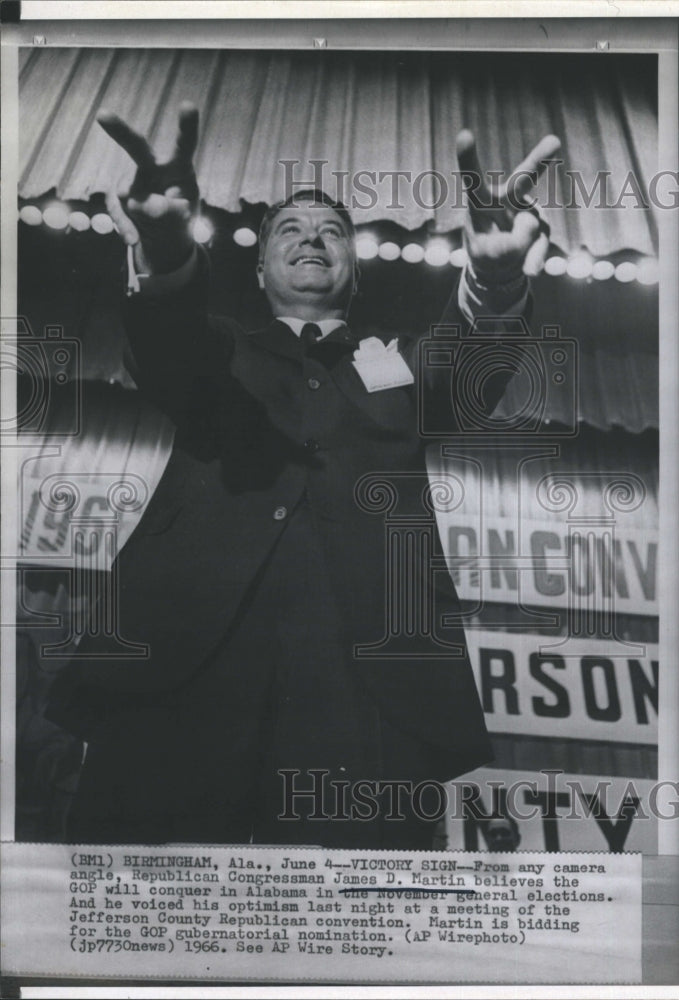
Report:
291,256,330,267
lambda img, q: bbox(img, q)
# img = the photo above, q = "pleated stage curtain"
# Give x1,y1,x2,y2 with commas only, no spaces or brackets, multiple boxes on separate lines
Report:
19,48,658,256
495,348,658,434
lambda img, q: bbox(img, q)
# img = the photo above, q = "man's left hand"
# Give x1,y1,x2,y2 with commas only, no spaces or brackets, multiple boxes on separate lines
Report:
456,130,561,281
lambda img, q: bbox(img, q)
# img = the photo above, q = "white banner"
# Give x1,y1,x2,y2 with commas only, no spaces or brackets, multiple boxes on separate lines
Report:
443,515,658,617
446,768,661,854
467,631,658,745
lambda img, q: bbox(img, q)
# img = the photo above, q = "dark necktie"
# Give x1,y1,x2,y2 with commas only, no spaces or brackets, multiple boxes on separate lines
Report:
299,322,357,368
301,322,322,353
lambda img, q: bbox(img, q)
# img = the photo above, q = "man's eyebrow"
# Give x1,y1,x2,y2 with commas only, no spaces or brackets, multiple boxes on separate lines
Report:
273,214,345,233
274,215,303,230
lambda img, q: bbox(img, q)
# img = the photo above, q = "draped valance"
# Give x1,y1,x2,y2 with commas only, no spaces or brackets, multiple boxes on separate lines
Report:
19,48,658,257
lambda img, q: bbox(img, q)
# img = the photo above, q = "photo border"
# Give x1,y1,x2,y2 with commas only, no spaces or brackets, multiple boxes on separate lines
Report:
1,4,677,996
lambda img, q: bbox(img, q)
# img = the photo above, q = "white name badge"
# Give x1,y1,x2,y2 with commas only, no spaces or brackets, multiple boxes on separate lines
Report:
352,337,415,393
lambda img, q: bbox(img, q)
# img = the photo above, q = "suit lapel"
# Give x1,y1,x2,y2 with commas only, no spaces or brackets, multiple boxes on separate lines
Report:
247,320,304,363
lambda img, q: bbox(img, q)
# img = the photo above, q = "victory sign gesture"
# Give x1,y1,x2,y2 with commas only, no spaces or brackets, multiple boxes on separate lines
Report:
97,102,559,284
98,101,200,274
456,129,561,280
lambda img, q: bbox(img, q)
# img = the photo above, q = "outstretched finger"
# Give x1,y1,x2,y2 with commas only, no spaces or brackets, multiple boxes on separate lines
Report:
456,129,494,211
509,134,561,203
173,102,200,163
523,229,551,277
97,110,156,169
105,190,139,246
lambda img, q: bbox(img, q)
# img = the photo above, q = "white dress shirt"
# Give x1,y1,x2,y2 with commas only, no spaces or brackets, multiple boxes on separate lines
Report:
276,317,347,338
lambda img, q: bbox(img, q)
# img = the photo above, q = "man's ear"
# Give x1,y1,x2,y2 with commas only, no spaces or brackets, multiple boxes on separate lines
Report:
256,261,265,290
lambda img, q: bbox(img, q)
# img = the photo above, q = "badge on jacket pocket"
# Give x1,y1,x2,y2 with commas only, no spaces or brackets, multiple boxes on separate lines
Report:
352,337,415,393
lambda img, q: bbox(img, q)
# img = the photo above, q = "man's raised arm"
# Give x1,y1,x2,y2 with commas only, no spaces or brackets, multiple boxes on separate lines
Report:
444,129,561,326
97,104,235,428
434,130,561,419
99,102,199,280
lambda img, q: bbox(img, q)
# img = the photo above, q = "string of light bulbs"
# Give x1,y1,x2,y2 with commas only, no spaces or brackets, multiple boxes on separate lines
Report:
19,203,659,285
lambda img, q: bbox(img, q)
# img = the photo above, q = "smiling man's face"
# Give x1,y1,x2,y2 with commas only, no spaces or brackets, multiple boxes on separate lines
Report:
257,203,359,321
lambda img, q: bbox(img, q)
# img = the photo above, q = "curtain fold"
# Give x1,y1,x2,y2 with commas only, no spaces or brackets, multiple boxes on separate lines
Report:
494,349,658,434
19,49,658,256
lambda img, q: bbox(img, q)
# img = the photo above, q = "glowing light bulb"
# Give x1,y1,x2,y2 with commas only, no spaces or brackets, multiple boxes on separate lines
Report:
449,247,468,269
19,205,43,226
91,213,114,235
378,241,401,261
401,243,424,264
424,239,450,267
355,236,379,260
566,252,592,280
591,260,615,281
68,211,90,232
544,256,567,276
233,227,256,247
636,258,659,285
43,203,70,230
614,261,637,283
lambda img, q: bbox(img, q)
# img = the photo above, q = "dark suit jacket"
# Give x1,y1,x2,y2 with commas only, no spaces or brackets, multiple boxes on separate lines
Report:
48,253,510,779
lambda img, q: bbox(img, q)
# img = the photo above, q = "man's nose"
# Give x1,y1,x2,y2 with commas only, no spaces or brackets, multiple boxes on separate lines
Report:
301,230,326,248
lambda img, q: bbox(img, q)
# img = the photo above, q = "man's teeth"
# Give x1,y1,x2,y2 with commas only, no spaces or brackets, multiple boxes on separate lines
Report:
294,257,327,266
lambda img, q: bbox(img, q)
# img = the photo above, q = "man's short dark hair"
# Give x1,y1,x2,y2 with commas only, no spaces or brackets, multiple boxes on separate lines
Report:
258,189,356,262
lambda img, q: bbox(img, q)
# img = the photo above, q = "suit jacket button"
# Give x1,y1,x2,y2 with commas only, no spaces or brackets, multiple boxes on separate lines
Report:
307,377,321,390
273,506,287,520
303,438,320,452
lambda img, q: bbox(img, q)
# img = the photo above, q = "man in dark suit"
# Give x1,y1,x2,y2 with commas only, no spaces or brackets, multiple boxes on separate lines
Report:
48,104,559,848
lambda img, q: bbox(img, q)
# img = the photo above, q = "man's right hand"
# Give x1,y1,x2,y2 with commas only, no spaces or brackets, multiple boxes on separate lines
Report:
98,102,200,275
